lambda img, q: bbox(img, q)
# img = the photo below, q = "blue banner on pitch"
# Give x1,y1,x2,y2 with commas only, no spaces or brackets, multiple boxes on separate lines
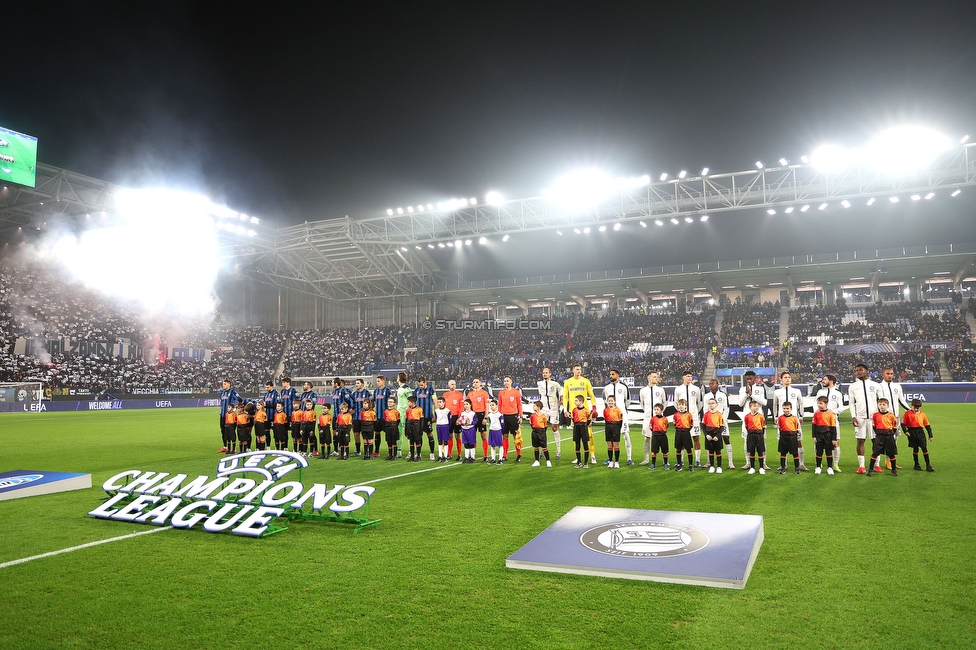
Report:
0,470,92,501
507,506,763,589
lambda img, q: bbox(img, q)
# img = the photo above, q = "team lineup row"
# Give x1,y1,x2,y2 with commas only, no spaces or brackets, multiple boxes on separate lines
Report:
214,362,936,475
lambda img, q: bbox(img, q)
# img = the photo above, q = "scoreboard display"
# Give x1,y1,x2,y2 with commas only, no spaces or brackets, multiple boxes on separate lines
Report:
0,125,38,188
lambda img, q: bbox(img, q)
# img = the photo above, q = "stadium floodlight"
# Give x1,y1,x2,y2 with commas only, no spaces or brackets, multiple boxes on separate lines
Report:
863,125,952,174
700,167,709,176
573,228,581,234
613,222,621,230
545,168,645,209
639,221,646,227
464,240,472,246
485,190,503,205
784,206,794,214
436,202,444,209
458,198,469,207
800,204,810,212
767,209,776,215
684,217,694,223
247,230,255,237
239,213,248,221
417,205,424,212
819,202,828,210
454,239,462,247
867,197,876,206
951,189,961,197
678,170,687,179
502,234,510,241
700,215,709,221
582,227,591,234
438,242,446,248
407,206,414,213
755,161,764,169
397,207,404,214
386,209,394,215
655,220,664,226
811,143,854,171
555,231,563,236
250,216,259,224
911,194,921,201
670,218,679,225
598,225,606,232
925,192,935,199
479,236,488,244
841,200,851,208
779,158,789,166
659,173,668,181
415,245,422,250
800,155,810,163
639,175,650,184
960,135,969,144
889,196,900,203
400,246,408,252
428,244,435,249
469,198,477,205
427,204,433,210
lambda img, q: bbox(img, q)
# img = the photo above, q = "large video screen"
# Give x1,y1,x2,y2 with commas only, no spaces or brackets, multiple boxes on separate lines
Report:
0,125,38,188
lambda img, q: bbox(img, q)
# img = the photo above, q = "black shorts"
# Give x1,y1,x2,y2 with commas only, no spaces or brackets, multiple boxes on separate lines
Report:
406,421,422,444
503,414,520,436
336,427,351,445
674,428,693,453
254,422,267,439
420,417,432,435
353,419,363,433
746,431,766,456
778,433,799,456
319,426,332,445
223,422,236,442
531,428,548,448
572,423,589,444
362,424,374,437
449,414,461,435
273,424,288,443
604,421,622,443
651,432,669,454
385,425,399,446
475,411,487,433
873,433,897,457
906,428,928,450
703,427,724,452
237,425,252,443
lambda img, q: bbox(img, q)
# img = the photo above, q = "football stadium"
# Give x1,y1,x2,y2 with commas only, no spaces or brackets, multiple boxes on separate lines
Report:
3,4,976,649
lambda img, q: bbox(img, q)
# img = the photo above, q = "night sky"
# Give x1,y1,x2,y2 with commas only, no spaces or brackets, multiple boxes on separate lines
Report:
4,1,976,279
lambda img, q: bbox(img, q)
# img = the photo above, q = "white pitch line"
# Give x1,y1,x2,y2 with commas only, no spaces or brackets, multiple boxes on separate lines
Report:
0,527,169,570
351,460,463,486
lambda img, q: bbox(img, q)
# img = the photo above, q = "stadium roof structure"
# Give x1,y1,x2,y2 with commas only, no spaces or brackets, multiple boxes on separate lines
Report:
3,144,975,305
233,142,976,301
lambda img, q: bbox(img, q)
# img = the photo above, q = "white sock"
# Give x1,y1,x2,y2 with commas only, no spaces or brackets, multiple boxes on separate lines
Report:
643,437,651,461
694,448,701,464
725,443,734,464
622,427,633,461
554,429,560,452
857,454,865,468
833,447,840,467
743,438,749,459
798,447,805,466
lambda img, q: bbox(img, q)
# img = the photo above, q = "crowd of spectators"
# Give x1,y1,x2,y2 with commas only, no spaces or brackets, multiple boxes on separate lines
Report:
282,325,408,377
568,311,716,351
721,301,781,347
944,350,976,381
787,346,940,383
790,302,971,345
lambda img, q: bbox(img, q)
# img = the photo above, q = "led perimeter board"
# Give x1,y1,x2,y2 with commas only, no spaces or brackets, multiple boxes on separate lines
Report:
0,125,38,188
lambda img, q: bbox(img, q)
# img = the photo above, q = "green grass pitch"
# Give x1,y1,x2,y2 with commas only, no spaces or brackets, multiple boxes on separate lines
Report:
1,405,974,649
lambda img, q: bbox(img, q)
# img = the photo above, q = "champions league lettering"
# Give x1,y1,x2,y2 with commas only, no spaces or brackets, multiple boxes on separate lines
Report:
89,451,377,537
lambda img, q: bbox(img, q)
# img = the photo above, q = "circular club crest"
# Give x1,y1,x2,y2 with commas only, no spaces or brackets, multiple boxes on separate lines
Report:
579,521,709,558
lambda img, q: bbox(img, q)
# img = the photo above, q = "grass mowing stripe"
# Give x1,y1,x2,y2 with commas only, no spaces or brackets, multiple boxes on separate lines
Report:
0,527,169,570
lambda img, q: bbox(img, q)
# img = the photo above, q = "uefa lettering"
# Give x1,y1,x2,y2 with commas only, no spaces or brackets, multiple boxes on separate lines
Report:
89,451,380,537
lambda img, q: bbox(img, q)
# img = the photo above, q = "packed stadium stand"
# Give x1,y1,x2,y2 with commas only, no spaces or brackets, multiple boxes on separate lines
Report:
720,301,781,348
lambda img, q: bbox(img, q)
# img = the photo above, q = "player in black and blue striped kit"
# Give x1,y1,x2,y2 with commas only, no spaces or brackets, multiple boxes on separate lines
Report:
351,379,370,456
331,377,352,457
279,377,299,449
262,381,279,414
218,379,241,453
415,377,436,461
373,375,393,457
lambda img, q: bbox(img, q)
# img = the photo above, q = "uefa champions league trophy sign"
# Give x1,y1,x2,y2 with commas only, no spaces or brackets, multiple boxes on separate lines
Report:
89,451,380,536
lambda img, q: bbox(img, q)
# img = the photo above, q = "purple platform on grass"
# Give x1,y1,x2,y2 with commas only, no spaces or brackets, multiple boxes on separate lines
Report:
0,470,92,501
506,506,763,589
